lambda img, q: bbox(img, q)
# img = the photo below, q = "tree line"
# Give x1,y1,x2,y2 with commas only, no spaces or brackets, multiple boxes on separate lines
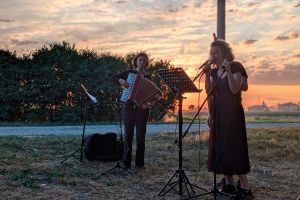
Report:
0,42,175,123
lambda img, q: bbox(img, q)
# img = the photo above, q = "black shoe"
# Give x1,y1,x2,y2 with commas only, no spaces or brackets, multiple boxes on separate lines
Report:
232,187,253,200
222,183,236,195
218,177,236,195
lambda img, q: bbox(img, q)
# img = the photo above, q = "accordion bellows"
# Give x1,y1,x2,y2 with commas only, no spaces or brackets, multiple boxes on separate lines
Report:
121,73,161,109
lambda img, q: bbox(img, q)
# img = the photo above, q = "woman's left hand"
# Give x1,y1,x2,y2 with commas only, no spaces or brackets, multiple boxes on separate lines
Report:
223,59,231,71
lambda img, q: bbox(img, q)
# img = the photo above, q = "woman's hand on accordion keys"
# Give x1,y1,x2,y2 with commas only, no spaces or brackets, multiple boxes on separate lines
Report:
119,78,129,88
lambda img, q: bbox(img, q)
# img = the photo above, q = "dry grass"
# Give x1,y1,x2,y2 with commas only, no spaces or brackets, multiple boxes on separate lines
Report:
0,127,299,200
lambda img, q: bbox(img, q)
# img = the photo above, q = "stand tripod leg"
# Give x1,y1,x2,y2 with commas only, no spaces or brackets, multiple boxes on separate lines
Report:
61,148,81,164
158,170,180,196
159,92,205,199
160,170,208,199
180,170,207,200
162,181,181,196
183,176,231,200
182,172,196,194
181,173,192,199
61,104,87,164
181,172,208,193
101,165,118,175
101,161,133,175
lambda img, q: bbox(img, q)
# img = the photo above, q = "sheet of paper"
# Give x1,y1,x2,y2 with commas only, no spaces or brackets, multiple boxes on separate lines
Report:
80,84,98,103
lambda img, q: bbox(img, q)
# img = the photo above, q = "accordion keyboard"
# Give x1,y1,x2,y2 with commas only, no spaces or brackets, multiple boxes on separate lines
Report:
120,73,136,102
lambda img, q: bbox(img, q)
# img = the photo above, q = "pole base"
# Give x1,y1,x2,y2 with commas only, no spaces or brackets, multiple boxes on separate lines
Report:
61,147,83,164
158,169,208,199
101,161,133,175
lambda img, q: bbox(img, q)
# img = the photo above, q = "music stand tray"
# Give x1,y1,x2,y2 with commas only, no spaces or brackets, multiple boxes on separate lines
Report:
156,68,200,94
156,68,208,199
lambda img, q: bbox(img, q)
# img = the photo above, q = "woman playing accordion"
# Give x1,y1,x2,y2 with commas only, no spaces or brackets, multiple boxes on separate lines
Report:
112,52,157,170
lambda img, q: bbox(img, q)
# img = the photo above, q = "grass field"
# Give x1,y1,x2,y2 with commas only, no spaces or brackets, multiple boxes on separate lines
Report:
181,111,300,124
0,127,299,199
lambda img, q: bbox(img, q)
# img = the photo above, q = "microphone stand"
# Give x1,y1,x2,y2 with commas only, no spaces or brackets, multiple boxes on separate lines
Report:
183,65,225,138
61,84,97,164
61,95,88,163
182,68,230,200
101,96,133,175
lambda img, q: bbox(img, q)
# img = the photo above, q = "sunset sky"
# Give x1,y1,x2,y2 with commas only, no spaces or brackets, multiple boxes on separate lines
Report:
0,0,299,109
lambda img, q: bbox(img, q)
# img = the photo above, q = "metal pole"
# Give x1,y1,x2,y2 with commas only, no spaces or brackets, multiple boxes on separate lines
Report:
217,0,225,40
80,105,86,162
178,93,183,195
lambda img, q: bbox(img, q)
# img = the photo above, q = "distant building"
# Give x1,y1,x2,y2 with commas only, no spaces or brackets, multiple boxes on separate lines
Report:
277,102,299,112
269,105,276,111
188,104,195,111
247,101,269,112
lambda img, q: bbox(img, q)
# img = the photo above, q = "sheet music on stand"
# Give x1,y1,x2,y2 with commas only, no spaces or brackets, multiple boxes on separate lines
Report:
156,68,201,94
80,84,98,103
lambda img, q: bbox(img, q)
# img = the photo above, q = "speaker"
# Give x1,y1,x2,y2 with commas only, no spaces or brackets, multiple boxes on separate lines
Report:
84,133,123,161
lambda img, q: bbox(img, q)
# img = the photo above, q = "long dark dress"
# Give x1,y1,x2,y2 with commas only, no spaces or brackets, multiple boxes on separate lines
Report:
208,62,250,175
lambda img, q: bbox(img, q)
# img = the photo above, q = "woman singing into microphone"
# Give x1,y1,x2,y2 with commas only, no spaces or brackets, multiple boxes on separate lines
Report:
203,39,253,199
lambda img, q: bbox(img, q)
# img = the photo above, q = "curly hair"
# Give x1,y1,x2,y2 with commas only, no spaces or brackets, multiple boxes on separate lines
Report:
211,40,235,62
133,52,149,68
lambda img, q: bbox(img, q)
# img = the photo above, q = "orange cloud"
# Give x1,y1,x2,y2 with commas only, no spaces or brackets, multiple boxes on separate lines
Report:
0,0,299,88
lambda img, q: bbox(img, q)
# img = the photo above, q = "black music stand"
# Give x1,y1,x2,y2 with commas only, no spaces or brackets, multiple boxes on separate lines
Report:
61,84,98,164
156,68,209,199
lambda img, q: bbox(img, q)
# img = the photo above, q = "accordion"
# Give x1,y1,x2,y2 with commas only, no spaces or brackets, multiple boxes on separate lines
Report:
120,73,161,109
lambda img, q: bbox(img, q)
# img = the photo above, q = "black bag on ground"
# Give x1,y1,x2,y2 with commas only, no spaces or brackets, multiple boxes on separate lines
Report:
84,132,123,161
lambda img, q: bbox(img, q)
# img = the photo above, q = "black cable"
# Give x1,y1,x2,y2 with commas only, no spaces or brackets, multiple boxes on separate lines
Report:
168,114,178,170
193,75,204,184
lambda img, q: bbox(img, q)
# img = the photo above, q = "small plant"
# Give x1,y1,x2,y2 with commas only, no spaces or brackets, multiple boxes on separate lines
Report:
11,169,41,189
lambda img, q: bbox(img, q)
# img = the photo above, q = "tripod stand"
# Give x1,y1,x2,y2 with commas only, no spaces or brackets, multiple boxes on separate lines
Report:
181,68,230,200
61,100,87,163
61,84,97,164
101,97,133,175
156,68,208,199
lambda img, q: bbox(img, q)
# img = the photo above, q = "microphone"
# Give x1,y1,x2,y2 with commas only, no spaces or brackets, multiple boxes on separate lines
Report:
197,59,209,70
221,59,231,71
